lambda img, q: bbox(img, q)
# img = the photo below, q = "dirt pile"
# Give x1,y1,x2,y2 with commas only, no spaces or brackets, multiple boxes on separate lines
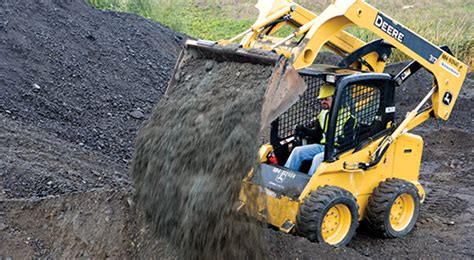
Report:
132,48,277,259
0,0,184,163
0,186,367,259
0,188,181,259
0,190,137,258
0,115,129,199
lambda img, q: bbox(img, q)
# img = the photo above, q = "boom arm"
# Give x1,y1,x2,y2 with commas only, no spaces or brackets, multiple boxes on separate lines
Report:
224,0,467,121
293,0,467,120
222,0,389,73
260,0,467,120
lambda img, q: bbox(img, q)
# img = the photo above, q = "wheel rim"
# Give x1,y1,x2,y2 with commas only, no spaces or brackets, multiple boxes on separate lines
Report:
390,193,415,231
321,204,352,245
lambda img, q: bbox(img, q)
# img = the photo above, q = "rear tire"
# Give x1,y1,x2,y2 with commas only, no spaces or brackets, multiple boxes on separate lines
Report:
296,186,359,246
366,178,420,238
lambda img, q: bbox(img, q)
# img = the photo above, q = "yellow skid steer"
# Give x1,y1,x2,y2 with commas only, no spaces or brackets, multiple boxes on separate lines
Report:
148,0,468,246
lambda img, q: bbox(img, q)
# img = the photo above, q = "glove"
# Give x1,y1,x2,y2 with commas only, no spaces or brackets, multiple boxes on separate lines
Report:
294,124,307,138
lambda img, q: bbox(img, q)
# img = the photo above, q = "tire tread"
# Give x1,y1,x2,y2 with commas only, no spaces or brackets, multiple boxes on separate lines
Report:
296,185,359,246
365,178,420,238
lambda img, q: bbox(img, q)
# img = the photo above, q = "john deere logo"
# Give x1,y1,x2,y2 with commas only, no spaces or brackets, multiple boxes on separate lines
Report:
442,92,453,106
275,173,285,183
272,168,296,183
374,13,405,43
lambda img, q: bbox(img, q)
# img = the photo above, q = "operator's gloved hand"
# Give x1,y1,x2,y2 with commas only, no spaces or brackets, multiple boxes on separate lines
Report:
294,124,307,138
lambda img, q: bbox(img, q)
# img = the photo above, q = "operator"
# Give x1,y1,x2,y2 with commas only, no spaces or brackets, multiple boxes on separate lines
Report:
284,83,355,175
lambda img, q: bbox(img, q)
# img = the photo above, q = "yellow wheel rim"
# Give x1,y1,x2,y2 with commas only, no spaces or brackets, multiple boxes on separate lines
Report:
321,204,352,245
390,193,415,231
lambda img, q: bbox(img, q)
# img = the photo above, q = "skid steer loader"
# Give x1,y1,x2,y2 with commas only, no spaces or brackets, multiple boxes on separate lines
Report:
150,0,468,247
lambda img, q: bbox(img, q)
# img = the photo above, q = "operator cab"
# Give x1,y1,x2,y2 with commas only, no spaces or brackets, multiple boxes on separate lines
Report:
271,66,395,166
251,66,397,198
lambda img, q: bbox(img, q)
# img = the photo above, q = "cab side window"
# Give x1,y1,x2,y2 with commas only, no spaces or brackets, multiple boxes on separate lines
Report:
334,84,383,152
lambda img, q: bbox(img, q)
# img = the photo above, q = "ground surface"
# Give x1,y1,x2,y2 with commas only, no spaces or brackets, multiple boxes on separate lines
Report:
0,0,473,259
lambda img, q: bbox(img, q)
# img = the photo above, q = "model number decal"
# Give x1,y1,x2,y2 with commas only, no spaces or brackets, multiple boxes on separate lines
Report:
439,53,461,78
440,61,460,78
374,14,405,43
441,53,460,67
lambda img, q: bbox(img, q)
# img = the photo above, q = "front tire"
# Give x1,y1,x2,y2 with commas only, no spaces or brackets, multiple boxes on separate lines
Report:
296,186,359,246
366,178,420,238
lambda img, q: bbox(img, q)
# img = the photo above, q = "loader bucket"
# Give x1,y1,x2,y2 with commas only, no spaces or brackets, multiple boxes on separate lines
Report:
166,40,307,129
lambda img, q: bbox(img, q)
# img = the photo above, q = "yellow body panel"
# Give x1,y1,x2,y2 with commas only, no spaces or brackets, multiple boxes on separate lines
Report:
241,133,425,230
239,182,300,230
392,134,423,182
264,190,300,228
258,144,273,163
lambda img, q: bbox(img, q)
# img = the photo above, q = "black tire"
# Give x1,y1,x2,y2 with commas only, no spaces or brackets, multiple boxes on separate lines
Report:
296,186,359,246
366,178,420,238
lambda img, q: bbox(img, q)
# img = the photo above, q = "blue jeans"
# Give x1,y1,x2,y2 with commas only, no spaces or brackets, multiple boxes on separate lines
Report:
284,144,325,176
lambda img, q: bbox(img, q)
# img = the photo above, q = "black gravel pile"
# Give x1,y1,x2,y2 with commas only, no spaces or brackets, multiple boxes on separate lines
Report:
1,115,129,199
0,0,184,162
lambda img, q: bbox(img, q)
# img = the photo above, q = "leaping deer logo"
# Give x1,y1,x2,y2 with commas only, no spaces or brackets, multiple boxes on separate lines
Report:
443,92,452,106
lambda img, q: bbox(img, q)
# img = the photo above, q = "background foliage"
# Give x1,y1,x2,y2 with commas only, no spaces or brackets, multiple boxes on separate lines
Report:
88,0,473,66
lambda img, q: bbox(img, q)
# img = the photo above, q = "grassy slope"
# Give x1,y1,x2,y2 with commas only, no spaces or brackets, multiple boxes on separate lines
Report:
89,0,472,66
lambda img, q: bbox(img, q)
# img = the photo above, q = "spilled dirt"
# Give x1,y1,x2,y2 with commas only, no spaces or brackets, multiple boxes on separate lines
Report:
1,0,473,259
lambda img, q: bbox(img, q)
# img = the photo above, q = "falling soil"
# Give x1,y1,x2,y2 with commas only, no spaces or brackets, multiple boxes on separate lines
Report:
132,49,276,259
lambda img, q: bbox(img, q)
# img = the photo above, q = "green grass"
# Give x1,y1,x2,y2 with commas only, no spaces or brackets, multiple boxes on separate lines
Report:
88,0,473,66
88,0,255,40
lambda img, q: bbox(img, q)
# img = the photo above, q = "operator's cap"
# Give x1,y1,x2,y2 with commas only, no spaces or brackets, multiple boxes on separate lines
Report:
318,83,335,99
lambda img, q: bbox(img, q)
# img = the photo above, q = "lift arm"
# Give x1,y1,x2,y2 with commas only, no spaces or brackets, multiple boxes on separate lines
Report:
221,0,389,73
224,0,467,120
289,0,467,120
